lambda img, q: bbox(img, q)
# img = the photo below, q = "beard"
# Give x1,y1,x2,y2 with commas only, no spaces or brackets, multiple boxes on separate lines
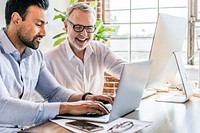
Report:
17,31,42,50
68,35,91,51
71,40,88,51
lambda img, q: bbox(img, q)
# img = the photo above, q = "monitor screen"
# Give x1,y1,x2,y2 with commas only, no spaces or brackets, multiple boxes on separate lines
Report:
146,13,187,88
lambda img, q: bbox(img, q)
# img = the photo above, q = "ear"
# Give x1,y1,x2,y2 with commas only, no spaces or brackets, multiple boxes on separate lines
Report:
64,20,68,31
11,12,22,24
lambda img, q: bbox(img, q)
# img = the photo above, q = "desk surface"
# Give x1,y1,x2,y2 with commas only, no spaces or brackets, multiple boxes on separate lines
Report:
22,96,200,133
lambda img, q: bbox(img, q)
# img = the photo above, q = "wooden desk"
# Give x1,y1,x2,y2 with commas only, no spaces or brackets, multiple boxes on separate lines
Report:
22,96,200,133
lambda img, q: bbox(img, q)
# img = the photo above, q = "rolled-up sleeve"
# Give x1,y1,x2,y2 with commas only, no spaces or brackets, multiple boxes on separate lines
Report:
0,76,60,126
0,62,76,126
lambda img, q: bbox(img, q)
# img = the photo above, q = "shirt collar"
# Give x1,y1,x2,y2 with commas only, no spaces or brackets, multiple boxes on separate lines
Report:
84,43,94,61
0,27,33,58
64,40,75,61
0,28,17,54
64,40,95,61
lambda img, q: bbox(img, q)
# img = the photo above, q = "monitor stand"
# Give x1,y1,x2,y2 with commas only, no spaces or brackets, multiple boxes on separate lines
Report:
155,52,193,103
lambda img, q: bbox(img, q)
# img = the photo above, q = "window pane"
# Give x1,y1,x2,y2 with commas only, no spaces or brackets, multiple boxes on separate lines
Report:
131,0,158,8
131,24,156,38
104,24,120,36
180,39,188,64
105,0,130,10
109,39,129,61
131,51,150,61
198,12,200,20
198,0,200,19
107,24,130,37
159,0,187,7
194,23,200,64
131,38,153,51
131,9,158,23
104,10,130,23
159,8,188,18
110,39,129,52
114,52,129,62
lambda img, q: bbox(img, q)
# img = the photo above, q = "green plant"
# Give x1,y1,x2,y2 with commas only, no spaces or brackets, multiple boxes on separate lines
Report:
52,0,115,46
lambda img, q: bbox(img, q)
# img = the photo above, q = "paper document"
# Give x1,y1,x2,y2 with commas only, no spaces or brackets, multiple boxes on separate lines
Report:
50,117,152,133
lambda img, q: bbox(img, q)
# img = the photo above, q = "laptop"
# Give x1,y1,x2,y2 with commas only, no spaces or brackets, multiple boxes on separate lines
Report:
57,61,152,123
155,52,193,103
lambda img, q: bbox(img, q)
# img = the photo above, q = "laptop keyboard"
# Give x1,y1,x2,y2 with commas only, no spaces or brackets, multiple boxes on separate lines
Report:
85,112,103,117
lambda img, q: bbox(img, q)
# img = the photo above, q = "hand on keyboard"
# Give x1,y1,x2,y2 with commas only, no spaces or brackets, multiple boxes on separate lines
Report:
85,104,112,117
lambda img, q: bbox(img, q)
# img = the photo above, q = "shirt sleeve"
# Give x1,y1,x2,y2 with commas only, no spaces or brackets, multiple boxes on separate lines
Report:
0,61,76,127
0,76,60,126
36,60,76,102
103,45,127,79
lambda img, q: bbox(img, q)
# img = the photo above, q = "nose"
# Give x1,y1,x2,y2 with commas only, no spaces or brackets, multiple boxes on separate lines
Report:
39,26,46,37
81,28,88,36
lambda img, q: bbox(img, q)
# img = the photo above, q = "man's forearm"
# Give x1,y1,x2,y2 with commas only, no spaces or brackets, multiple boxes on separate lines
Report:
67,93,83,102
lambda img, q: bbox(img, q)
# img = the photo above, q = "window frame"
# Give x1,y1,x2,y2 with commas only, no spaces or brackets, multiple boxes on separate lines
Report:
103,0,189,63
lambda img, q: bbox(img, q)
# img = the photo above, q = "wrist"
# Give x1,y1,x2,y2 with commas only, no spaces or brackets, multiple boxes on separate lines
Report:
82,92,93,100
59,103,70,114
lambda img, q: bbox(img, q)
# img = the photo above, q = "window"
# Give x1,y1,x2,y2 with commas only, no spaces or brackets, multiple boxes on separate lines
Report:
104,0,188,62
193,0,200,64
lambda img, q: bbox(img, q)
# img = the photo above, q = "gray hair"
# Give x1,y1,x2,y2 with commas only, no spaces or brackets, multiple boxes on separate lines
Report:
66,3,96,19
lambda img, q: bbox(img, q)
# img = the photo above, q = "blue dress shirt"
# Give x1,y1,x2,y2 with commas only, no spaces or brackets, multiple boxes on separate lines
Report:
0,28,76,130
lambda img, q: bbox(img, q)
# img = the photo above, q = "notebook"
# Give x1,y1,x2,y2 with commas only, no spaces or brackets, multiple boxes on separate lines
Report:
57,61,152,123
155,52,193,103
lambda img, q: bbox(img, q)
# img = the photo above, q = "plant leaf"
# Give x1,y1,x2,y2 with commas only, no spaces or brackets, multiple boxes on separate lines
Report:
54,8,66,15
53,32,66,39
70,0,78,5
53,37,66,47
98,27,115,33
94,20,103,35
89,2,97,8
95,34,108,42
53,14,66,22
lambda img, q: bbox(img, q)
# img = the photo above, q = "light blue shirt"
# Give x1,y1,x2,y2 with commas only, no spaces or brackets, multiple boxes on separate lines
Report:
0,28,76,130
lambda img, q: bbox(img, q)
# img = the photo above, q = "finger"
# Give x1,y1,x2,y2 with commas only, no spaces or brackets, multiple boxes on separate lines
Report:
99,96,114,105
111,96,115,101
107,96,114,104
84,101,109,115
93,101,110,114
98,102,110,113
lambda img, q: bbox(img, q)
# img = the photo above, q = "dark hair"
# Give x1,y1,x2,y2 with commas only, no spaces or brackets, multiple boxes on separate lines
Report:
5,0,49,25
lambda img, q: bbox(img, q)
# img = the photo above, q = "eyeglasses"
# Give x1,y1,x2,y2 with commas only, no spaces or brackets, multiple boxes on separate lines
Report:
67,19,96,33
107,121,134,133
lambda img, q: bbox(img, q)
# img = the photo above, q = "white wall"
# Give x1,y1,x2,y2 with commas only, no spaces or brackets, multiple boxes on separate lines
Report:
0,0,70,53
0,0,6,27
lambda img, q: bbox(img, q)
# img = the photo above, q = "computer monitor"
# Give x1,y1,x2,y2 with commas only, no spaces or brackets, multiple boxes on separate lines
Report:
146,13,187,89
